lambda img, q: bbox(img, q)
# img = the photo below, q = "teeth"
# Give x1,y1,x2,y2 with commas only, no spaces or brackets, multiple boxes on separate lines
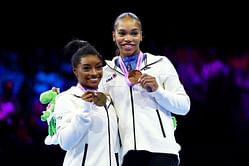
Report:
90,78,98,81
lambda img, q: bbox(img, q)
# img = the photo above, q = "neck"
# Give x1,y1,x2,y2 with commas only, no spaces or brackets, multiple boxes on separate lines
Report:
77,83,97,91
84,86,98,91
120,50,140,58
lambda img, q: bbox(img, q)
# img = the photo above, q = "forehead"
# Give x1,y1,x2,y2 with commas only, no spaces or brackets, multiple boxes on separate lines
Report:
116,17,141,30
79,54,101,64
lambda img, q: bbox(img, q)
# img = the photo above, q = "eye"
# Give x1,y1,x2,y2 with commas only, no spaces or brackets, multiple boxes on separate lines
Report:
82,66,91,71
118,31,126,36
96,64,103,70
131,31,139,36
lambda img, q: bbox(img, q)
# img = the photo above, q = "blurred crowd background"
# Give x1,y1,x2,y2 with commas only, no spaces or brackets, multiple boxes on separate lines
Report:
0,2,249,166
1,46,248,165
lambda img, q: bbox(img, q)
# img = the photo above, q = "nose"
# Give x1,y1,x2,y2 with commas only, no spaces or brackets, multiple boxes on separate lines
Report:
90,68,98,75
90,67,102,76
124,35,132,42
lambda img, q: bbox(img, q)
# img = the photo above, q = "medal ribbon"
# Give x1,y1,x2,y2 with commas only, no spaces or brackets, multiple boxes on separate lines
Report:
118,51,143,86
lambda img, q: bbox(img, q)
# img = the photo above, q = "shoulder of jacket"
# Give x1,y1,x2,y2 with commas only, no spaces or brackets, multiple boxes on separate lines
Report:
55,87,81,100
104,57,118,69
145,52,166,59
144,53,167,66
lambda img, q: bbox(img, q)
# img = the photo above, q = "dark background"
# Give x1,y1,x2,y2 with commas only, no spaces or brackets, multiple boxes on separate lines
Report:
1,2,249,50
0,1,248,166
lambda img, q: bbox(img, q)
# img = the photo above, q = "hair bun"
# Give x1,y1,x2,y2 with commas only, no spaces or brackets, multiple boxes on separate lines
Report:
64,39,89,57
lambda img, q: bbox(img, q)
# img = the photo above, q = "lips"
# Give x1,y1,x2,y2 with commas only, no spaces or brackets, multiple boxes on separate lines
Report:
122,44,134,51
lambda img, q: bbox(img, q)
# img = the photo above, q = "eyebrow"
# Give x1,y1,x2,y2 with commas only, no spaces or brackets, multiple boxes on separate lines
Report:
80,62,103,66
118,28,139,31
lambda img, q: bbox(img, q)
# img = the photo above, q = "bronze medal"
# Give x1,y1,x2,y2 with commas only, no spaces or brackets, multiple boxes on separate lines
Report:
93,92,107,106
128,70,142,85
79,91,107,106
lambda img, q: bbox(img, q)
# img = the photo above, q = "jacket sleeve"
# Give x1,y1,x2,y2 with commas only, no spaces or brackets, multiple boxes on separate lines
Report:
54,94,92,151
149,57,191,115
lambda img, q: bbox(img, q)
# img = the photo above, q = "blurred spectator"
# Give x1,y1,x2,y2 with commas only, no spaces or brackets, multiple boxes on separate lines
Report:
0,80,20,125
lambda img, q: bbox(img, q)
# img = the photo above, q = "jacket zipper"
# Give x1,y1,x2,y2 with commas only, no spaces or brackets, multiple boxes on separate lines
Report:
107,98,120,166
104,105,112,166
129,87,137,150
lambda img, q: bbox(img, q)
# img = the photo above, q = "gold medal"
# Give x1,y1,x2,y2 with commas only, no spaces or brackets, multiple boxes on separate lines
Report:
128,70,142,85
93,92,107,106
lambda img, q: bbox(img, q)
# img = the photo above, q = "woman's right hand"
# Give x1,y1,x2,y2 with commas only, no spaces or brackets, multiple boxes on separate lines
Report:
81,91,95,102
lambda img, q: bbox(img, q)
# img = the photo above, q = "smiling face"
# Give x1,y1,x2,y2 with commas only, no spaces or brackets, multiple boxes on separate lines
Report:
73,54,103,89
113,16,142,57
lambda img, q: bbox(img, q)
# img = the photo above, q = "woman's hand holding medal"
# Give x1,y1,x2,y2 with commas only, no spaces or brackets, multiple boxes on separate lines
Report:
128,70,158,92
119,52,158,92
81,91,107,106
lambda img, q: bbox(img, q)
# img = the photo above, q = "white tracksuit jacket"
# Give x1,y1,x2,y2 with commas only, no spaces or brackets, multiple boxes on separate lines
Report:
53,86,120,166
99,53,190,161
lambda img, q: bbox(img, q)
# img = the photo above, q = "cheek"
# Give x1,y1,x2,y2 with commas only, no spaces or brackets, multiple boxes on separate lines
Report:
115,39,122,46
135,38,142,44
98,70,103,77
78,73,87,81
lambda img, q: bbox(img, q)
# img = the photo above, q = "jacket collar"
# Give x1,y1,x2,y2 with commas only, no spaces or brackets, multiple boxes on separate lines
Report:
105,53,163,74
68,86,84,97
